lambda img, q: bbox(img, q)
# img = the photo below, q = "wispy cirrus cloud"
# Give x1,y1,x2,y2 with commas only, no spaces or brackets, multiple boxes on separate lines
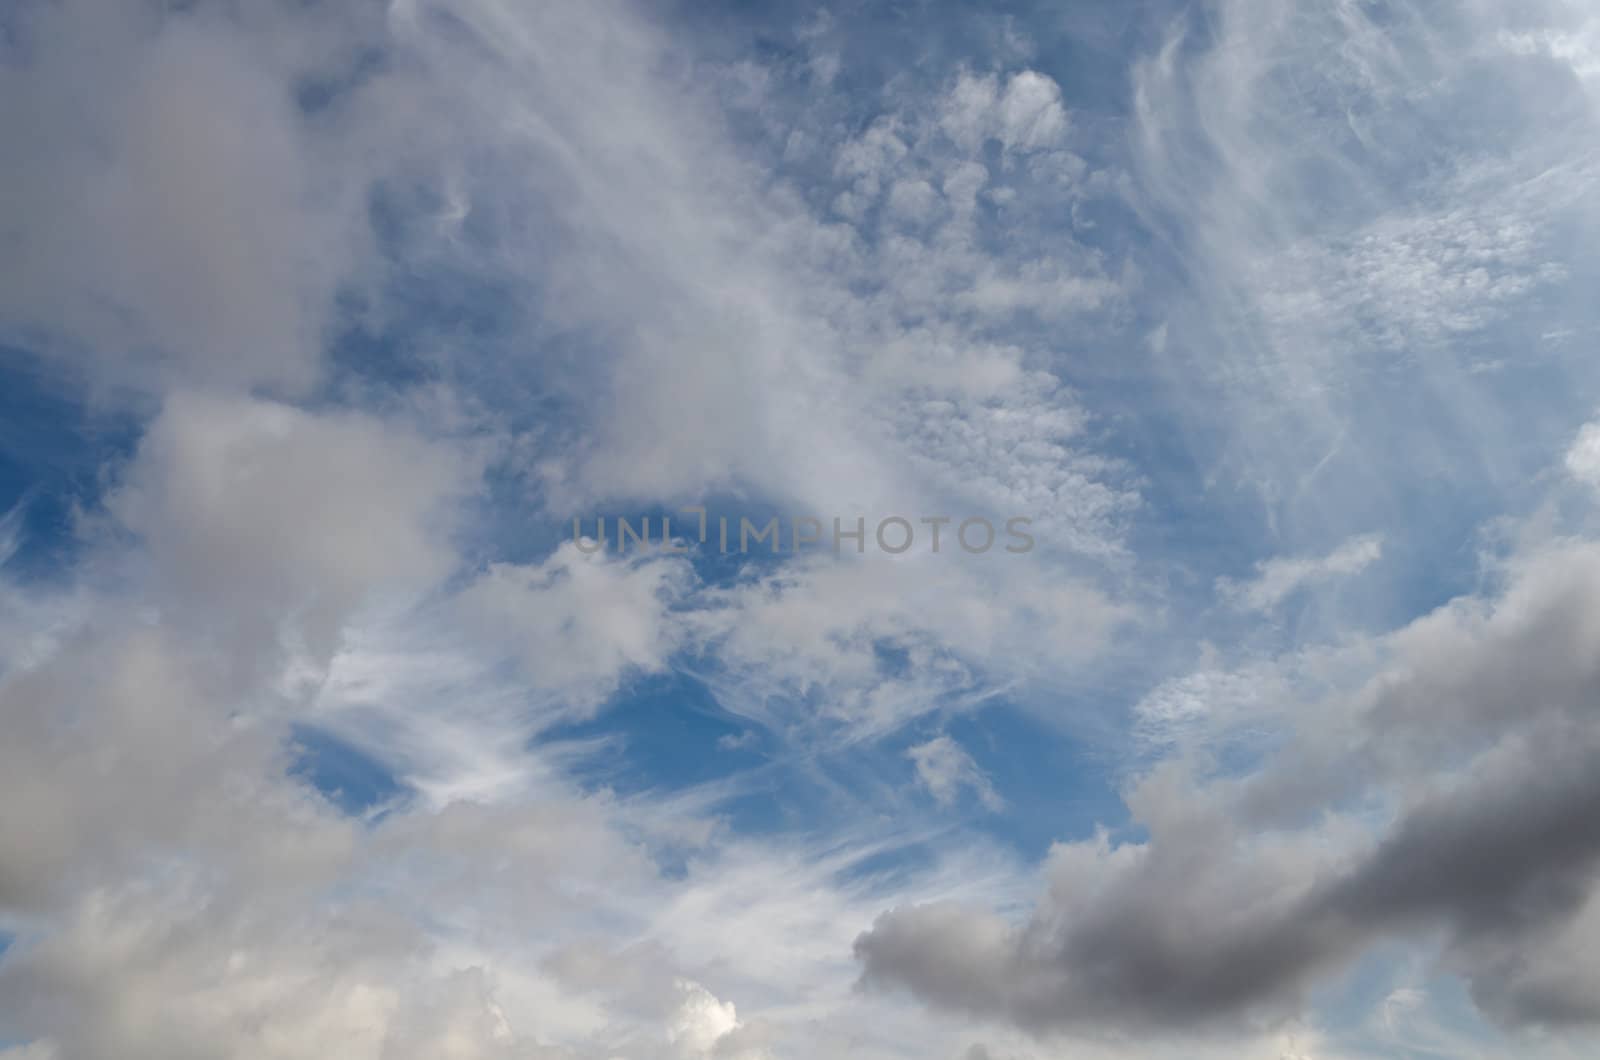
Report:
1217,533,1384,612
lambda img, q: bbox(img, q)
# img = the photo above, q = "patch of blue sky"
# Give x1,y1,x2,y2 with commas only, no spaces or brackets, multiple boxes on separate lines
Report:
1307,946,1508,1059
830,839,943,895
293,44,387,116
0,348,142,584
288,723,414,820
942,703,1132,857
537,652,1132,875
534,670,762,796
328,184,535,388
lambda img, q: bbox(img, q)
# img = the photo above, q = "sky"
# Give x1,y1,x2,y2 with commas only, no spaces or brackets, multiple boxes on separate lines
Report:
3,0,1600,1057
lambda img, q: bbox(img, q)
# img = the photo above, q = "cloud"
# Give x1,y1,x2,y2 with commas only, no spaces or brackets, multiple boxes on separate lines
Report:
939,71,1070,154
667,980,774,1060
459,544,694,719
0,559,975,1058
1217,534,1384,611
0,3,367,394
0,497,26,570
686,551,1128,743
1129,0,1600,535
858,537,1600,1035
908,735,1004,812
105,392,473,664
1565,419,1600,488
8,0,1600,1054
0,880,539,1060
0,620,350,915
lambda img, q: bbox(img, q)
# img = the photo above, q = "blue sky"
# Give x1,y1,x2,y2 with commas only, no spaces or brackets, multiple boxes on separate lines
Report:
4,1,1600,1057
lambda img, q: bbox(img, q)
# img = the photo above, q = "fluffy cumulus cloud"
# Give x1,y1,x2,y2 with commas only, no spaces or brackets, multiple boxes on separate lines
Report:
0,5,366,393
4,0,1600,1056
105,392,473,662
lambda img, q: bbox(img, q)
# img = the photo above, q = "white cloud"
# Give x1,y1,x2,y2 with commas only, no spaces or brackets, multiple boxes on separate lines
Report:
1565,419,1600,488
1130,0,1600,528
0,4,365,394
688,551,1128,743
460,544,694,718
106,392,473,663
940,71,1069,154
1217,534,1383,611
667,980,773,1059
908,735,1004,812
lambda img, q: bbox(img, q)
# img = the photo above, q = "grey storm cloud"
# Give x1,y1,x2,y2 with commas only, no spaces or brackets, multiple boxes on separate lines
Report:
856,541,1600,1034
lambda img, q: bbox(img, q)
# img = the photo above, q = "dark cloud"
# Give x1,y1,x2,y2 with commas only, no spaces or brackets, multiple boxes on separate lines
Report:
857,544,1600,1034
